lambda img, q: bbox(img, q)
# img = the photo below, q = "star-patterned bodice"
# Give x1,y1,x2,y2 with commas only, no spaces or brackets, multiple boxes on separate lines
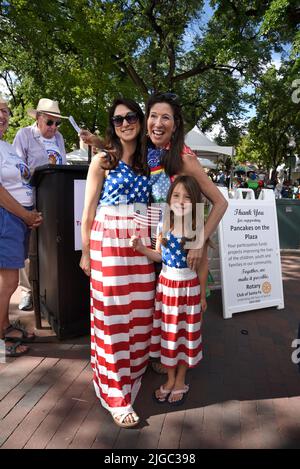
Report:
147,145,171,203
161,231,188,269
99,160,151,205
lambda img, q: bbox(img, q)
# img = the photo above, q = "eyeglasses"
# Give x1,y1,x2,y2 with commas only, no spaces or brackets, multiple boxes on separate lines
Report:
112,111,139,127
45,119,61,127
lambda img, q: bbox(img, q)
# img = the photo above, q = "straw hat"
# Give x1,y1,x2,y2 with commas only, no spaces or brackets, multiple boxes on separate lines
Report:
27,98,67,119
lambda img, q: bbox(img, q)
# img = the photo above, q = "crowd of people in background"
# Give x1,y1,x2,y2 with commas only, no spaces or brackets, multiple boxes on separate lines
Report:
207,168,300,199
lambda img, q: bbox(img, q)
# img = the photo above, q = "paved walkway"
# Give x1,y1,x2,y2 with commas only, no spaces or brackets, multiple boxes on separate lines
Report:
0,252,299,449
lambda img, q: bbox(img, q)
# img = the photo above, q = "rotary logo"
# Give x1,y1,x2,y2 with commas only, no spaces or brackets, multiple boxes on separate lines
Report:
262,281,271,294
16,161,31,186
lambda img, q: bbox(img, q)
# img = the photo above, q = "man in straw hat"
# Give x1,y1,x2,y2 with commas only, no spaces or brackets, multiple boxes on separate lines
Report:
13,98,67,311
0,95,42,356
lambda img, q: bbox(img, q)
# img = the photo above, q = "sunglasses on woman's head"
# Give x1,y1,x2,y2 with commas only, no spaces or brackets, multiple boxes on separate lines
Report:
112,111,139,127
155,92,178,101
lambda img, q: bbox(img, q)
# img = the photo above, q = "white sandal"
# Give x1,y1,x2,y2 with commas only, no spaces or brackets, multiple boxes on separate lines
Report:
153,385,172,403
168,384,190,406
111,411,140,428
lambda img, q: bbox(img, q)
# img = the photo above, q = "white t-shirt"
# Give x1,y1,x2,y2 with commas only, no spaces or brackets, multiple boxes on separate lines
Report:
0,140,33,206
40,136,63,165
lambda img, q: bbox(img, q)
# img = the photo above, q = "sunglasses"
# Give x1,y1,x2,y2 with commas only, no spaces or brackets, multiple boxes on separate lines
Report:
155,92,178,101
112,111,139,127
45,119,61,127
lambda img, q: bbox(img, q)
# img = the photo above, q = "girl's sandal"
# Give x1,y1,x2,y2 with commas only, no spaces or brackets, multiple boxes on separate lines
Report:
111,411,140,428
168,384,190,406
153,385,172,403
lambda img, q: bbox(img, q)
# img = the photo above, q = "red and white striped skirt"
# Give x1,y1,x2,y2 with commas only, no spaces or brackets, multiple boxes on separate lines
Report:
150,264,202,368
90,205,155,415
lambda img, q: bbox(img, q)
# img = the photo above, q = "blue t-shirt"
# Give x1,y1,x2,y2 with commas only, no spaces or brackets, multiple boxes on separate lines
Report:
99,160,150,205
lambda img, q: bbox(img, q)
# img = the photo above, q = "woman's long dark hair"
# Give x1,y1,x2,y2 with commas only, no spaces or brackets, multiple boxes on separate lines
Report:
161,175,204,250
142,92,185,177
104,97,149,176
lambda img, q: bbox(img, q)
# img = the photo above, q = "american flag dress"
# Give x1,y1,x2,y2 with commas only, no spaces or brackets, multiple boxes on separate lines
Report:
89,160,155,415
150,231,202,368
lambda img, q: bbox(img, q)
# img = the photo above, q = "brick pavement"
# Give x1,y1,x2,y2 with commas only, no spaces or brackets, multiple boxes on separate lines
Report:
0,252,299,449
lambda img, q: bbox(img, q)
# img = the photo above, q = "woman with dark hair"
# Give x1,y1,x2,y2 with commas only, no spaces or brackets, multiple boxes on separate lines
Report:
143,92,228,272
140,92,228,374
80,98,155,428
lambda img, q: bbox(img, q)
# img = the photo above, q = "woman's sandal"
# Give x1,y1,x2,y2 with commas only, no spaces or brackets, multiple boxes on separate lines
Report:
2,339,29,358
153,385,172,403
168,384,190,406
4,320,35,343
111,411,140,428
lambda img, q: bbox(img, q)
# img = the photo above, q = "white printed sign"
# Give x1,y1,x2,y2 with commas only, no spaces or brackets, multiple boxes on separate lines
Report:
218,188,284,318
74,180,86,251
68,115,81,133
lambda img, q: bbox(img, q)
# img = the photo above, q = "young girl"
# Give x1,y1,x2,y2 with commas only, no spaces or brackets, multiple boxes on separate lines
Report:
130,175,208,406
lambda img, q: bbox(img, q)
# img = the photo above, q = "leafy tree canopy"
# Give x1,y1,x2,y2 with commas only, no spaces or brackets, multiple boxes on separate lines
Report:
236,62,300,170
0,0,299,156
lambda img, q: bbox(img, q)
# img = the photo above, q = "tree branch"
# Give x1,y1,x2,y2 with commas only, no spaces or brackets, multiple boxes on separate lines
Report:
166,41,176,84
0,71,17,105
173,62,235,82
112,54,149,96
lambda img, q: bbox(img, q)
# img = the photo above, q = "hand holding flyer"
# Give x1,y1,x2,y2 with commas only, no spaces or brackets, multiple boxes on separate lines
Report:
68,115,81,134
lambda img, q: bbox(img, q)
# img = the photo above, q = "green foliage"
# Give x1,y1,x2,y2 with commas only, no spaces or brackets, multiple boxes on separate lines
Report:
261,0,300,50
235,134,262,165
236,63,300,170
0,0,299,155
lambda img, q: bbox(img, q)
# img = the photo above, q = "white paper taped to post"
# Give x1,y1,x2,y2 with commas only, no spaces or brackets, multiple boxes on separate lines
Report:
74,180,86,251
217,187,284,319
68,115,81,134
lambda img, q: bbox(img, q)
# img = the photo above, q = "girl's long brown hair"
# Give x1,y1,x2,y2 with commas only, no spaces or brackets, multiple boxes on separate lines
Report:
161,175,204,250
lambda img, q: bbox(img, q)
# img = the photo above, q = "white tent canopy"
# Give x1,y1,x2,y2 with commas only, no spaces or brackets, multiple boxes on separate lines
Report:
198,158,217,169
185,126,234,159
66,148,88,164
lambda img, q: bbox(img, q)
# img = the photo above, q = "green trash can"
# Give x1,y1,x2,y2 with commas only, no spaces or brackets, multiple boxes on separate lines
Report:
276,199,300,249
